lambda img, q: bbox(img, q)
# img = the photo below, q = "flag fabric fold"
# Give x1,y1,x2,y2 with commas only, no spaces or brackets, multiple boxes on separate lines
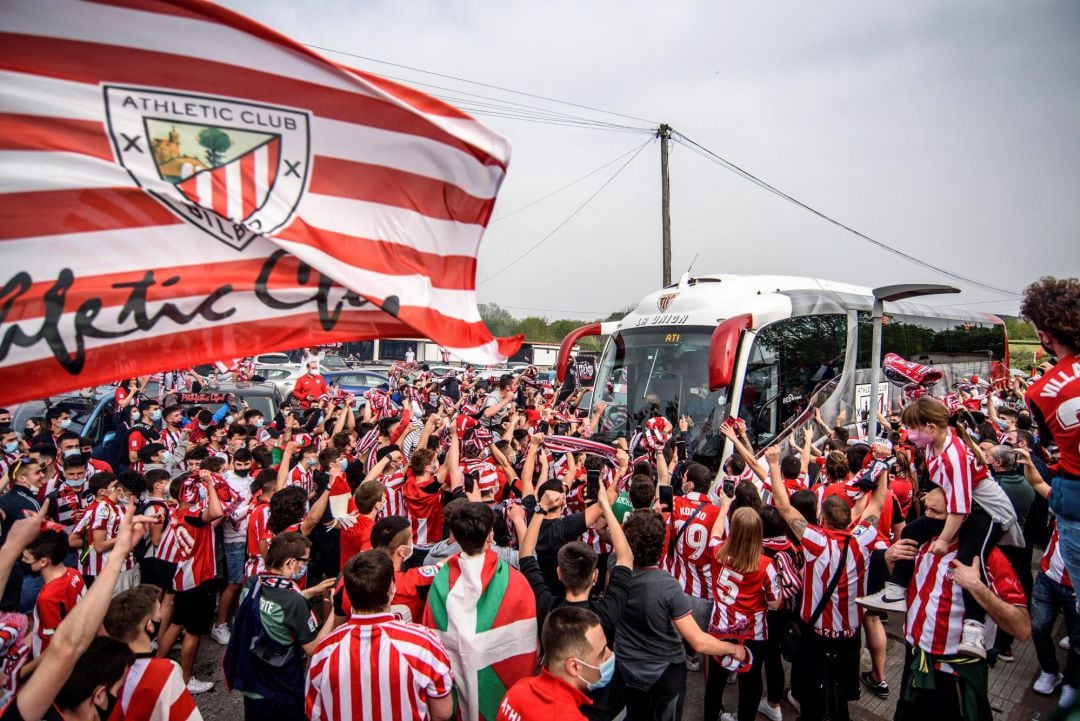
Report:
0,0,520,405
423,549,537,721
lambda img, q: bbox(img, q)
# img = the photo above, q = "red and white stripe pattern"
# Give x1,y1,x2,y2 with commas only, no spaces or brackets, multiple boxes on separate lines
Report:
378,470,408,520
155,511,195,565
306,612,453,721
668,492,722,598
708,556,781,641
115,657,202,721
926,430,974,514
72,497,133,576
799,522,878,637
0,0,519,406
178,137,279,221
542,435,619,463
906,545,1026,656
1041,525,1072,588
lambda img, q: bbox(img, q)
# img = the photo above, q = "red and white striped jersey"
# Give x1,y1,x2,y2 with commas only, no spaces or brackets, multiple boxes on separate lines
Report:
172,506,216,592
288,463,316,497
32,568,85,657
160,427,187,471
306,613,453,721
72,497,133,576
708,555,781,641
245,500,271,577
378,471,408,520
667,492,722,598
111,657,202,721
906,544,1026,656
926,430,978,514
1041,525,1072,588
799,522,878,637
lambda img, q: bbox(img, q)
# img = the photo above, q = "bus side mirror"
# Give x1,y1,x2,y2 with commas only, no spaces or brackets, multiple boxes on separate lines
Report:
709,314,753,391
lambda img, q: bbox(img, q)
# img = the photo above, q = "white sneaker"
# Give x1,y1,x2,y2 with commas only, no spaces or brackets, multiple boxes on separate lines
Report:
855,582,908,613
1060,684,1078,708
720,714,738,721
210,623,231,645
1034,671,1063,695
1062,636,1072,651
757,699,782,721
186,677,214,695
957,619,986,659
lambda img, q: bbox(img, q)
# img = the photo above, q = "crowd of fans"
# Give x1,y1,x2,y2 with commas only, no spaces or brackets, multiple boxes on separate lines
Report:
0,276,1077,721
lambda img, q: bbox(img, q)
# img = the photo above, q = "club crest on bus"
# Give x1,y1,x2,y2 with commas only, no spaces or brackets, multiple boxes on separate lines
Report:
103,86,311,250
657,292,678,312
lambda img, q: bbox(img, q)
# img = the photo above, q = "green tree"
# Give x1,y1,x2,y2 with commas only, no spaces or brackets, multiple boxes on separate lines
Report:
1003,315,1036,341
197,127,232,167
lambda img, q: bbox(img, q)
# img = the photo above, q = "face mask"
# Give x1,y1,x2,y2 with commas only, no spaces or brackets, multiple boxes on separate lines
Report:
906,429,933,448
198,423,210,431
150,410,162,422
3,441,18,454
305,457,317,468
65,477,86,488
308,369,318,376
59,418,72,429
225,415,235,425
995,419,1008,430
575,653,616,691
234,467,250,478
339,458,348,471
291,561,308,580
162,451,174,464
62,447,80,458
96,688,120,721
253,419,264,428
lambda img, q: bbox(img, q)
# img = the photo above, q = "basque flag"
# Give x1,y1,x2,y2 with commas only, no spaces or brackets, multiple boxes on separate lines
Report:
0,0,520,405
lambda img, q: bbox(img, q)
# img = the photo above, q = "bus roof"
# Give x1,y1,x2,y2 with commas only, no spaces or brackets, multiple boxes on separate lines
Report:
614,274,1000,333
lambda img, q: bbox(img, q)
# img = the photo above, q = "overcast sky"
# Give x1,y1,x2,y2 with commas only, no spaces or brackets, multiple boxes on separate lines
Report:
223,0,1080,321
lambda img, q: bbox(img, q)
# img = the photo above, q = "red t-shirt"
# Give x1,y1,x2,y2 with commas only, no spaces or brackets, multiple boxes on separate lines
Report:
339,515,374,570
32,568,86,657
403,470,444,547
497,668,591,721
1027,355,1080,477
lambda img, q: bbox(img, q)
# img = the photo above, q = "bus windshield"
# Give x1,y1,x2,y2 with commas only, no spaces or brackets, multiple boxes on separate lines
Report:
590,326,728,468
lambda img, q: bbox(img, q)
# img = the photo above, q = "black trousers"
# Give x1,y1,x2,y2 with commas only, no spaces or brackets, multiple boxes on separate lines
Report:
888,508,1002,624
243,694,305,721
792,630,861,721
623,662,687,721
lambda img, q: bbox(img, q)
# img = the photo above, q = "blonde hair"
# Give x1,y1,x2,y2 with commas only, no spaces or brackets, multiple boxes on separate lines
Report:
720,507,763,574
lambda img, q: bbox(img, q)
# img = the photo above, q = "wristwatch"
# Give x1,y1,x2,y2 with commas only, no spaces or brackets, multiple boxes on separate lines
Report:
534,504,545,515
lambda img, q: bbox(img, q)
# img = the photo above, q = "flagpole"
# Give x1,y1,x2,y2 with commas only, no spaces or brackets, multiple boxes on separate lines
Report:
659,123,672,287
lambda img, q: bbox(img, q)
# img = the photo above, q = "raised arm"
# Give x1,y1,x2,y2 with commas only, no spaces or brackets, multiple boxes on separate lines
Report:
277,441,297,490
721,424,766,483
520,434,542,499
764,445,805,539
1016,448,1050,498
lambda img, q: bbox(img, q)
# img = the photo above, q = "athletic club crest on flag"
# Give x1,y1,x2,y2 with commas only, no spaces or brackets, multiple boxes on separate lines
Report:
104,86,310,250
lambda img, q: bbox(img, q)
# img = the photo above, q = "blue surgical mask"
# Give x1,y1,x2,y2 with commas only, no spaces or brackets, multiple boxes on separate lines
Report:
576,653,616,691
150,410,162,422
253,419,264,428
62,448,80,458
339,458,348,471
64,477,85,488
59,418,72,429
3,441,18,454
291,561,308,581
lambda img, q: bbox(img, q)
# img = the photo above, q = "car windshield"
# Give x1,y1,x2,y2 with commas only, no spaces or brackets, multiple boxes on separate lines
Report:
590,327,729,467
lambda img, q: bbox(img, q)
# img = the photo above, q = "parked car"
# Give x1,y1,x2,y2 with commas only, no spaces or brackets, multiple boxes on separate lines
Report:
253,353,293,366
320,354,349,371
323,370,390,396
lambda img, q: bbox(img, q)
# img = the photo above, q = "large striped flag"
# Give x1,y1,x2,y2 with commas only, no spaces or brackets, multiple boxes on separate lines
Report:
423,549,537,721
0,0,520,405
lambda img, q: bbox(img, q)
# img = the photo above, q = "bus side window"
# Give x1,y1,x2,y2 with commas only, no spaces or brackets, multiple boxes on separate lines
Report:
741,314,846,449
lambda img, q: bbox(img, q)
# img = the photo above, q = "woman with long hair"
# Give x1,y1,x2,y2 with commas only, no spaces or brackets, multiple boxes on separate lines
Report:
704,507,782,721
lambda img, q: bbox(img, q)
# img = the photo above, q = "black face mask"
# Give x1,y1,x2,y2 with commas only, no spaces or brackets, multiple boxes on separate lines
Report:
234,468,251,478
97,689,120,721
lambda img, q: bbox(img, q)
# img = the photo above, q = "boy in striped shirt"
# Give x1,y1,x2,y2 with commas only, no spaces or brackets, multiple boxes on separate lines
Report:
307,550,453,721
103,584,201,721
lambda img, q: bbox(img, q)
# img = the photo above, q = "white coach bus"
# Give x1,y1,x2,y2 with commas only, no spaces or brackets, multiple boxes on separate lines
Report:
556,274,1009,471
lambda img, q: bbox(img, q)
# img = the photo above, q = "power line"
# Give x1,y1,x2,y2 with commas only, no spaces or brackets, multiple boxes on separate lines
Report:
479,137,654,284
672,131,1022,299
491,141,656,223
304,42,659,127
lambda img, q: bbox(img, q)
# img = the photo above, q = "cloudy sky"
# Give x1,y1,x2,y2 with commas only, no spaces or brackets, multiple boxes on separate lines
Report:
224,0,1080,320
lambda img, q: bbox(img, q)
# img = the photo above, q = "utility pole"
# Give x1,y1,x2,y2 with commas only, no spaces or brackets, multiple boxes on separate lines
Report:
659,124,672,287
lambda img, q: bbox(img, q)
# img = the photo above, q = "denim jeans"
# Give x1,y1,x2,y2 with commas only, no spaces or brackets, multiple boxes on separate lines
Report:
1030,571,1080,686
1049,478,1080,612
